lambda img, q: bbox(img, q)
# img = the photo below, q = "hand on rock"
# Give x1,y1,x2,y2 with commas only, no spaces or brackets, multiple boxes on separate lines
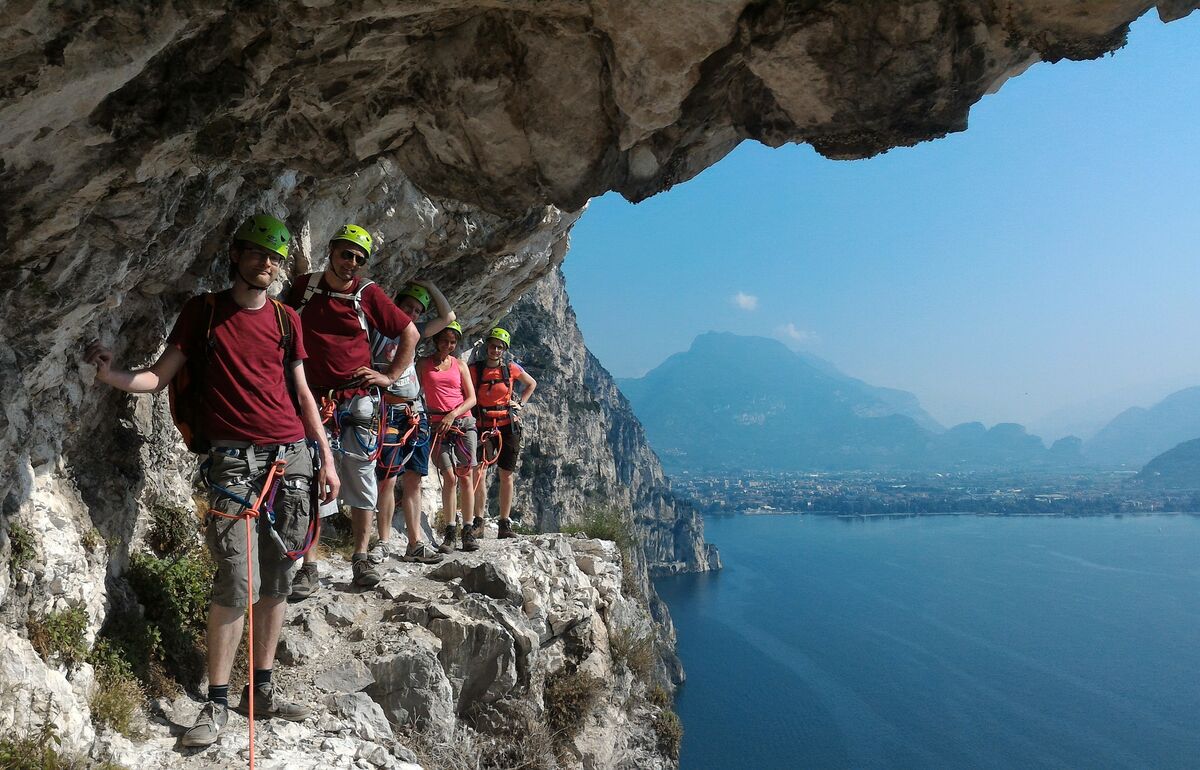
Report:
84,341,113,383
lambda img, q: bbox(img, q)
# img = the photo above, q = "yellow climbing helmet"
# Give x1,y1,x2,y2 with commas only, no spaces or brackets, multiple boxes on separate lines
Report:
233,214,291,258
444,320,463,339
487,327,511,348
330,224,373,257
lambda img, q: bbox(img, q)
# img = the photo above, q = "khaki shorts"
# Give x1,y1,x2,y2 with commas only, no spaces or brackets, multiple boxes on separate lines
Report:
205,441,313,609
434,415,477,471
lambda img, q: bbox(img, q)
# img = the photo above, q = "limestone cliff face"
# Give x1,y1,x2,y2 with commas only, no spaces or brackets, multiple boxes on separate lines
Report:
490,267,720,575
2,0,1197,765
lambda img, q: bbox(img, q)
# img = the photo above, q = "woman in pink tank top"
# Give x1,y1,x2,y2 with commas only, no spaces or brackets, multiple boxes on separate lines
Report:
417,322,478,552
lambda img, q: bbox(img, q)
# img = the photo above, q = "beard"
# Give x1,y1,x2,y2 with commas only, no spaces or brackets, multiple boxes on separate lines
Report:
237,262,273,290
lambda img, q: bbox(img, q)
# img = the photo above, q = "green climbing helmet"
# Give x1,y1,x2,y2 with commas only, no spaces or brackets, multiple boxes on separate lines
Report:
487,327,512,348
444,320,463,339
330,224,373,257
233,214,291,258
398,283,431,311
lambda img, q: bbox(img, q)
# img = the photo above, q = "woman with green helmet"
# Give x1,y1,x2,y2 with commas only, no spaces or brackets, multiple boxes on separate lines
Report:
468,326,537,539
370,280,456,563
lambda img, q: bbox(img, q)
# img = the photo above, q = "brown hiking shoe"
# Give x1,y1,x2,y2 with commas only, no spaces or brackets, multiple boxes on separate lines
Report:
497,518,517,539
460,523,480,551
470,516,486,536
403,541,444,564
237,683,310,721
289,563,319,601
351,556,381,587
438,524,457,554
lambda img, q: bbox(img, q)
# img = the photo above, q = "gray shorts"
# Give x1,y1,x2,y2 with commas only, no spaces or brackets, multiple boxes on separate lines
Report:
205,441,313,609
434,415,478,471
330,393,381,512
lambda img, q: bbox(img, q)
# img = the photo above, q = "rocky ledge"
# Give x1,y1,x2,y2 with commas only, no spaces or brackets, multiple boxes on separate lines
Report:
3,531,679,769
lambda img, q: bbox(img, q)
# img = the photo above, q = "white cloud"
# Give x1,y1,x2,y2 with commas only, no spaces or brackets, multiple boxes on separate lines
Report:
777,322,817,345
732,291,758,311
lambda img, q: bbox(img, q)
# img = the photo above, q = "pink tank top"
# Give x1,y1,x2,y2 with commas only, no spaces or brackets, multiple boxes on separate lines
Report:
419,357,464,421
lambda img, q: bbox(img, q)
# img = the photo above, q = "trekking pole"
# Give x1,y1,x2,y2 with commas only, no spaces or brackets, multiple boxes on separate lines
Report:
242,458,287,770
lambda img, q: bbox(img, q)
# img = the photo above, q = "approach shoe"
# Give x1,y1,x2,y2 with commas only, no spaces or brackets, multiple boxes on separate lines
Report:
402,541,444,564
351,556,382,587
460,523,480,552
289,563,320,601
237,683,311,722
497,518,517,539
438,524,458,554
180,700,227,747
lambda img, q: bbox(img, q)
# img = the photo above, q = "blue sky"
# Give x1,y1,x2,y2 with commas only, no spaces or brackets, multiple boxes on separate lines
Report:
563,12,1200,438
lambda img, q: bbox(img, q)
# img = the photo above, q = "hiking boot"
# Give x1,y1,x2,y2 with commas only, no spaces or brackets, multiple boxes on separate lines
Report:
180,700,227,747
460,523,480,552
438,524,457,554
237,683,311,721
402,541,444,564
497,518,517,539
289,563,319,601
470,516,486,537
351,556,381,587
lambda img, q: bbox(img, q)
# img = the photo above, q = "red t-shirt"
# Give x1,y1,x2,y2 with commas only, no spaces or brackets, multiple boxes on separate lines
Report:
471,362,524,425
286,274,412,391
167,292,306,445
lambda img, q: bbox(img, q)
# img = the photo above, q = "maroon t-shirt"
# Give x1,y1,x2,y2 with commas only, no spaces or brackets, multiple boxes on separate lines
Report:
167,292,307,445
286,274,413,390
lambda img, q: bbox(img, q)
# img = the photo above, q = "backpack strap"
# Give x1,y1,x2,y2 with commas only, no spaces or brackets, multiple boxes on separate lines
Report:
294,275,375,333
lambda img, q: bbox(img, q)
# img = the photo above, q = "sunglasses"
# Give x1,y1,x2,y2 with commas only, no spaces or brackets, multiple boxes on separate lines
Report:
334,248,368,266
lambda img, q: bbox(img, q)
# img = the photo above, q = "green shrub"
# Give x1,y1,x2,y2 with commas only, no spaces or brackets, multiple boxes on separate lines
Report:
608,624,656,681
0,717,124,769
543,668,603,741
647,685,671,708
146,504,199,556
7,522,35,575
27,607,89,668
126,551,213,689
560,507,634,550
653,709,683,760
81,527,103,552
89,639,145,736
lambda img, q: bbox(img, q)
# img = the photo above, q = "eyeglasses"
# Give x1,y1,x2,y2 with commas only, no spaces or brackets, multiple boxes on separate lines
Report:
242,246,286,265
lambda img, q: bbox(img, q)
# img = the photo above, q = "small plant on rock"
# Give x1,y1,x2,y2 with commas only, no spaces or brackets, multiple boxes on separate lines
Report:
146,504,199,556
7,521,35,575
543,667,603,742
607,624,656,681
647,685,671,708
27,607,89,668
653,709,683,761
88,638,148,736
126,550,213,689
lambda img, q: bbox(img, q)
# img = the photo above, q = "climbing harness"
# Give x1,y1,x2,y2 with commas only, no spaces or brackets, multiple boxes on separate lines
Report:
430,421,475,479
319,385,386,462
377,401,428,476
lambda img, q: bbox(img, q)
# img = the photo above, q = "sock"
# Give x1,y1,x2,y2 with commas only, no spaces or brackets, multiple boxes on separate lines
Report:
208,684,229,707
353,552,368,562
253,669,273,688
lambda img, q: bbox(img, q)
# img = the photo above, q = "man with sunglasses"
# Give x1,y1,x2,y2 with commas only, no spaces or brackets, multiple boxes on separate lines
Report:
84,214,340,747
286,224,419,594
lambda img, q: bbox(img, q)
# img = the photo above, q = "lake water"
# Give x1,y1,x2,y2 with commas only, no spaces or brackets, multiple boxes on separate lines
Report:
654,514,1200,769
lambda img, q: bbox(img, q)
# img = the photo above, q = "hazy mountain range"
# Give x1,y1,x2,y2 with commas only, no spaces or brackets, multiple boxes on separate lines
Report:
616,333,1200,475
617,333,1080,472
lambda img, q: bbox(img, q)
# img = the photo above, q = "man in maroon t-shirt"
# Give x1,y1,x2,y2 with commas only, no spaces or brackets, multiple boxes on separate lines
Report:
85,214,340,749
285,223,418,592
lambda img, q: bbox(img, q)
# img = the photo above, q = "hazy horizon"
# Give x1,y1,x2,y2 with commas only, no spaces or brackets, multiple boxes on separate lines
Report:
564,12,1200,438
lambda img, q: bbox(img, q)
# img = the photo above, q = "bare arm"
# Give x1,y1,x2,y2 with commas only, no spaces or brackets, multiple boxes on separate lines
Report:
441,359,477,424
86,342,186,394
290,361,340,504
413,280,455,338
513,368,538,406
356,319,419,387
